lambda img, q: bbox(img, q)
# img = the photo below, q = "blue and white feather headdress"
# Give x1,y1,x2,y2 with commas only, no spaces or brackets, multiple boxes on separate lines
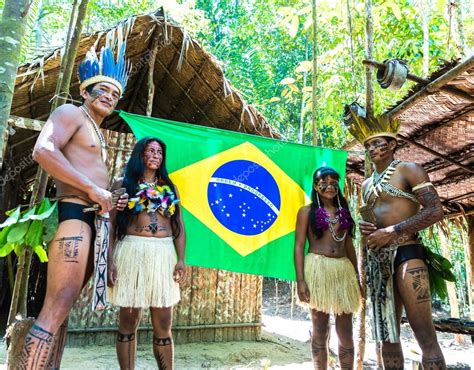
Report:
78,43,131,96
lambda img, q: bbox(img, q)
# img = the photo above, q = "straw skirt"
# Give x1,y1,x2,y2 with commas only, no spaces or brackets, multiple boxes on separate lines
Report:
108,235,180,308
300,253,360,315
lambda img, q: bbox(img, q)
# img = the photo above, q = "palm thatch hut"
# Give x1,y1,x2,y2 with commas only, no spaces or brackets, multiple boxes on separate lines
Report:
345,56,474,331
1,11,278,345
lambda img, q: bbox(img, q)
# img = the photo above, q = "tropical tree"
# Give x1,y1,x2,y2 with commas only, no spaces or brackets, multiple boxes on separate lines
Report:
0,0,39,169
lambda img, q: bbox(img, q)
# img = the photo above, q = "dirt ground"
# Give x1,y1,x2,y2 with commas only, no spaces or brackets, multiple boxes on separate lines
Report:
1,279,473,369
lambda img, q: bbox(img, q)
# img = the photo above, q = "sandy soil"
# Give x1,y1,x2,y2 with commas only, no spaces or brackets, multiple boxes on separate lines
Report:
1,279,473,369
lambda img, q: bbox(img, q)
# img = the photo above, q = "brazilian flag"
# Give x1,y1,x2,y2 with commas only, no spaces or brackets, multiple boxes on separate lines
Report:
120,111,347,281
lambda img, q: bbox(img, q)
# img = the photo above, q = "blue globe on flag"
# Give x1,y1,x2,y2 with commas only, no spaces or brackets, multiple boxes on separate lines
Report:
207,160,281,236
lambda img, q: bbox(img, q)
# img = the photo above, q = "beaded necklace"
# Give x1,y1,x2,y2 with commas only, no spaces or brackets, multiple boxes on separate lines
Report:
80,106,107,161
364,160,417,203
314,206,353,242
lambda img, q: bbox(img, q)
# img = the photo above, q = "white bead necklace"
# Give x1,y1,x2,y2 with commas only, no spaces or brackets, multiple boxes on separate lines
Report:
80,106,107,161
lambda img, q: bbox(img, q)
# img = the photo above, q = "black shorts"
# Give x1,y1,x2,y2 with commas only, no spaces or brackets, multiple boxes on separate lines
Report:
394,244,425,270
58,202,96,244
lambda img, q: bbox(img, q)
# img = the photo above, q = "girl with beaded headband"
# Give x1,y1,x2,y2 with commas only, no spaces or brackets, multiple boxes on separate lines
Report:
294,166,360,369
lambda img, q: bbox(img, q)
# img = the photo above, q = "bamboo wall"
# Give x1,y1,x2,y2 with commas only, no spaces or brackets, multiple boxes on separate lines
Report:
67,130,263,346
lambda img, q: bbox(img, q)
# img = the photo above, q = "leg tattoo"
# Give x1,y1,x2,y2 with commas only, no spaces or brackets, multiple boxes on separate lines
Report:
406,267,430,303
46,320,68,369
153,336,173,370
18,324,55,370
56,236,83,263
382,350,404,370
310,341,327,370
116,332,136,370
338,345,354,370
422,356,446,370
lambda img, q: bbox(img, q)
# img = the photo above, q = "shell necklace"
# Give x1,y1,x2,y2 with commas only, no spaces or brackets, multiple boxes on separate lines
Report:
80,106,107,161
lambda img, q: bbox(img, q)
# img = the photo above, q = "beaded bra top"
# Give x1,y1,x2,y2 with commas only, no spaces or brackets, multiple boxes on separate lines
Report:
363,160,418,205
127,181,179,218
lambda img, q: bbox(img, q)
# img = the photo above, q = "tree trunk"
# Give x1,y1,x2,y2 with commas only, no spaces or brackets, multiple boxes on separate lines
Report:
311,0,318,146
0,0,35,169
357,1,374,369
364,0,374,119
439,229,460,318
298,38,308,144
420,0,430,76
454,0,467,58
5,1,90,368
467,215,474,321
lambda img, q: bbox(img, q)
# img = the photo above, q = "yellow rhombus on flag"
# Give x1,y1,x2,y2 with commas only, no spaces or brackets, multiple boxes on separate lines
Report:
170,142,309,256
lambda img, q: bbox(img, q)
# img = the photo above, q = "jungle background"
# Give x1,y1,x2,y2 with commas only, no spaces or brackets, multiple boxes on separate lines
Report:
3,0,468,315
0,0,473,368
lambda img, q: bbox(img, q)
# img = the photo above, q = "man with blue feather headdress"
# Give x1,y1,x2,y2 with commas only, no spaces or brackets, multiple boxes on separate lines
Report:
18,43,131,369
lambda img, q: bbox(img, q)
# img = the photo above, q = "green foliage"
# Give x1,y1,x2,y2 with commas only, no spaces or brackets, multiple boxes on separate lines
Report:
18,0,471,144
0,199,58,262
419,223,470,317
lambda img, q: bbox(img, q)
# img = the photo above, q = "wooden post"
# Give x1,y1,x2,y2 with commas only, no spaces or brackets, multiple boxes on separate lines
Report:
146,31,159,117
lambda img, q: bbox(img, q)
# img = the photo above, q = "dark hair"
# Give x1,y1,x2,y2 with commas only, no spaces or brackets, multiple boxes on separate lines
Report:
116,137,181,240
85,84,95,94
308,166,354,239
385,137,397,153
81,84,96,102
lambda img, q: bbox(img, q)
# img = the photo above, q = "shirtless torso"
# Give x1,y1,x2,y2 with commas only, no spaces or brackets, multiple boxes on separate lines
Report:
300,205,348,258
55,107,109,204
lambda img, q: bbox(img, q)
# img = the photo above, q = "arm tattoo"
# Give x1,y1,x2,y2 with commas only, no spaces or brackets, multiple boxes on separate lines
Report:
394,187,442,235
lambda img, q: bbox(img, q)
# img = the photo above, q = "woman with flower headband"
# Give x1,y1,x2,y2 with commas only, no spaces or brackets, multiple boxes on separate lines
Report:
294,166,360,370
108,137,186,370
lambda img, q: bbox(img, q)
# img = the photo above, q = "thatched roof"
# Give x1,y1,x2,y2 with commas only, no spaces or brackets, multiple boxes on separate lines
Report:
4,12,277,202
345,56,474,216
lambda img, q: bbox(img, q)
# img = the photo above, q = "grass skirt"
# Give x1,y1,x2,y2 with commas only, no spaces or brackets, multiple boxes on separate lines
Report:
301,253,360,315
108,235,180,308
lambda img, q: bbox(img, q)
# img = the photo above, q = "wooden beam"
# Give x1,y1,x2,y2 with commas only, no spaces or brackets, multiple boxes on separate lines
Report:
7,116,45,131
397,133,474,174
363,58,474,102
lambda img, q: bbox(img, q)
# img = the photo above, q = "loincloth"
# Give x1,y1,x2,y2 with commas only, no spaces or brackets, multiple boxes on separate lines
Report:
300,253,360,315
58,201,96,244
108,235,181,308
